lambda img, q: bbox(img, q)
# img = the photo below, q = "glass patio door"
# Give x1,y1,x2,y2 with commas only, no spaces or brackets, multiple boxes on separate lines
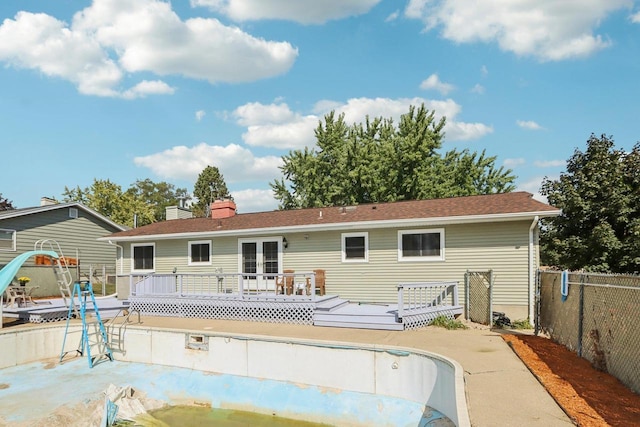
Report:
239,238,282,291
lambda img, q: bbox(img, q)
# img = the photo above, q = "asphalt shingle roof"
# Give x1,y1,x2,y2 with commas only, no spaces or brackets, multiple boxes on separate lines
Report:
105,192,559,239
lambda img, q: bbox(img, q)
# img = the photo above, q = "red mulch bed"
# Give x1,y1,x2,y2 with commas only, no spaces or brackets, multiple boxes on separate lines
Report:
503,333,640,427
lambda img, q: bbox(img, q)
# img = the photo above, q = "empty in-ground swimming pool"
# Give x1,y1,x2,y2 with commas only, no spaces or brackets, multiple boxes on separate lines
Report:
0,325,469,426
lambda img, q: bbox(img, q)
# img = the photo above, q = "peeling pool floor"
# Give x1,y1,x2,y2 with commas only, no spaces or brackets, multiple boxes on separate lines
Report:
0,357,451,427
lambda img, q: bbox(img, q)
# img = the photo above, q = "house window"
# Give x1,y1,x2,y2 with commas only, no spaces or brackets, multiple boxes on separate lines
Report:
342,232,368,262
0,229,16,251
69,208,78,218
132,243,155,272
398,229,444,261
189,240,211,265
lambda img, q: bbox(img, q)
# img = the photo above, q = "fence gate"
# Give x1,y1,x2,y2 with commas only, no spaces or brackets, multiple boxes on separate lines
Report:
465,270,493,325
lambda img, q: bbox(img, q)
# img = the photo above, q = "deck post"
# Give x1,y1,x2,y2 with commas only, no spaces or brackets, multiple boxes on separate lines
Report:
397,284,404,320
452,282,459,306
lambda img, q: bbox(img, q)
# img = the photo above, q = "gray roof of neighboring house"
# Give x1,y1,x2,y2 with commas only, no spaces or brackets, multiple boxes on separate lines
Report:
0,202,127,231
103,192,560,241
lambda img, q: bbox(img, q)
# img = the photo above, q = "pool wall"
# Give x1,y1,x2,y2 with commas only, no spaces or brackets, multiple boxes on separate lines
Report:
0,325,470,426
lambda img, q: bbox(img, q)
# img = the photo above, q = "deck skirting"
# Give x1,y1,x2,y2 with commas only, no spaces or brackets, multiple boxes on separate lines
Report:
401,306,464,330
129,295,316,325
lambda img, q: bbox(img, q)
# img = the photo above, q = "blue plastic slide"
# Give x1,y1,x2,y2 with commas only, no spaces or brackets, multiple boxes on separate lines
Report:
0,250,59,294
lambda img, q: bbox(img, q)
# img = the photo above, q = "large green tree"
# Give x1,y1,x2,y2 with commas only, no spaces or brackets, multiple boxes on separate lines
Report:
540,134,640,273
125,179,190,221
63,179,156,228
271,104,515,209
192,166,230,217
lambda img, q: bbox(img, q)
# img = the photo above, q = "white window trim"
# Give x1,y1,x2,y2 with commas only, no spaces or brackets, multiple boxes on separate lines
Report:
397,228,445,262
188,240,212,266
131,242,156,273
0,228,16,252
69,207,78,218
342,232,369,263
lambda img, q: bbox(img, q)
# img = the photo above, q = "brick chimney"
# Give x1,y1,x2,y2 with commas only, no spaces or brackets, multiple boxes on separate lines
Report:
210,199,237,219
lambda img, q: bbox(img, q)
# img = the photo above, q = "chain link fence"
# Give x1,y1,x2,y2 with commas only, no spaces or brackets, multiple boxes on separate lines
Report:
465,270,493,325
537,270,640,394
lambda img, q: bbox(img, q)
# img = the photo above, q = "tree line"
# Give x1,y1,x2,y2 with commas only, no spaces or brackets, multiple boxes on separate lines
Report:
2,105,637,273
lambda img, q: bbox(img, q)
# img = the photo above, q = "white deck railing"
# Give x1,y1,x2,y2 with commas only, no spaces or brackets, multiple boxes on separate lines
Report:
397,281,459,320
129,271,318,300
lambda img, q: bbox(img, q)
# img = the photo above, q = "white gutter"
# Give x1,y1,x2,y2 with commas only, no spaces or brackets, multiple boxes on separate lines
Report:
99,210,561,243
528,216,539,322
108,240,124,275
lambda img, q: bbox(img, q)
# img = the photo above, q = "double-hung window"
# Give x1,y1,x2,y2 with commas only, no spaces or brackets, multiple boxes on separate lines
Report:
342,232,368,262
0,229,16,251
189,240,211,265
398,229,444,261
132,243,155,272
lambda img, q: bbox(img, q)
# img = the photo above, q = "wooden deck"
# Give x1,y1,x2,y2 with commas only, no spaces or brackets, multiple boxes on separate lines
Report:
3,292,463,331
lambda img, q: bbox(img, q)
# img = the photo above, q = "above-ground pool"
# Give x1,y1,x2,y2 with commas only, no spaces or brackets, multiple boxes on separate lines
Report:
0,324,470,426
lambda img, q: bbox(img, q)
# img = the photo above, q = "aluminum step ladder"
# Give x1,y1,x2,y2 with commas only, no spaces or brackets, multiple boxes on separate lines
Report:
33,239,78,317
59,282,113,368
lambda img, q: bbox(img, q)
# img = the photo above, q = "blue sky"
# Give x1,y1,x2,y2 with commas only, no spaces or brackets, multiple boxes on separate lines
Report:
1,0,639,213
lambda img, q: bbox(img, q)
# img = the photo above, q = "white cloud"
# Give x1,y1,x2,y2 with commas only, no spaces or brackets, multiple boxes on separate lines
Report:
631,10,640,23
481,65,488,77
504,158,526,168
231,188,279,213
122,80,175,99
471,84,485,94
534,160,565,168
419,73,455,95
0,0,297,97
0,11,122,97
386,10,400,22
195,110,206,121
233,102,296,126
233,102,318,149
133,142,282,183
191,0,381,24
404,0,631,61
231,96,493,149
517,120,544,130
243,118,319,149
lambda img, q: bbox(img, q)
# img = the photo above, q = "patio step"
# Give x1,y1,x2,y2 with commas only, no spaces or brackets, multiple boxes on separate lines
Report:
313,295,349,312
313,303,404,331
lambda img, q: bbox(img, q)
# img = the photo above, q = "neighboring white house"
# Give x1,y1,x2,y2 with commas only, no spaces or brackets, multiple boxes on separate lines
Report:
102,192,560,321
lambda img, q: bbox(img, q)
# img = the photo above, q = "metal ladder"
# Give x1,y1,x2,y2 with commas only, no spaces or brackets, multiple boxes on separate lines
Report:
33,239,78,317
60,282,113,368
104,308,140,354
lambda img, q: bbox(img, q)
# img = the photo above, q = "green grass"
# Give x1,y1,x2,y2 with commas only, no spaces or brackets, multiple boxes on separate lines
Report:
429,315,468,330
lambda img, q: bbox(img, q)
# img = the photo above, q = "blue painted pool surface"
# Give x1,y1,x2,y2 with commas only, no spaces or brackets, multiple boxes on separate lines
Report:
0,358,451,426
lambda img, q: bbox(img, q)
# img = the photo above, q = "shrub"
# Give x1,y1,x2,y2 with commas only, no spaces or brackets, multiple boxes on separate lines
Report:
430,315,468,330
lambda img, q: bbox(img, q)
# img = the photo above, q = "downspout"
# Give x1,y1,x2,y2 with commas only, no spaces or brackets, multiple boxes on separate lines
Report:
108,240,124,275
528,216,539,322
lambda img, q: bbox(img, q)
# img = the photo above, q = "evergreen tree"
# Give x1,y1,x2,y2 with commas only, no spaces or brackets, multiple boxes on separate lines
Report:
193,166,231,217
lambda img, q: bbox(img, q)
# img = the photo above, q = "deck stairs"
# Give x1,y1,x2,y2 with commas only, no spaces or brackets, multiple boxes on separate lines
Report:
313,296,404,331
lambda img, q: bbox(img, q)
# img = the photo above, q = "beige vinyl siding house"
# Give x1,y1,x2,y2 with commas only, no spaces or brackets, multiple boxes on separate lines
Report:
104,192,559,321
0,200,126,294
